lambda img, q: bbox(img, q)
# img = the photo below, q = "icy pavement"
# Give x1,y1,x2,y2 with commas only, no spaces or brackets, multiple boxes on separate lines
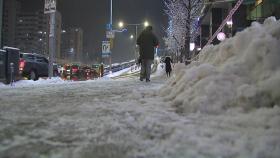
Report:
0,74,173,158
0,72,279,158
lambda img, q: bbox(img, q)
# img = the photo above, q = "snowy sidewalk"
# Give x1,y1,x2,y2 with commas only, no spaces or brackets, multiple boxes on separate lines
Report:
0,75,175,157
0,74,279,158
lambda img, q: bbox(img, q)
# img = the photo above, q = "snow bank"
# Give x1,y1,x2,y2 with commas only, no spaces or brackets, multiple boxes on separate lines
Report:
0,82,5,87
0,67,134,87
160,17,280,114
0,77,67,88
17,77,66,85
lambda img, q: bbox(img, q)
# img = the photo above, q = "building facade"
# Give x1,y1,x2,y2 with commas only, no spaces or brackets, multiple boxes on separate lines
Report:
199,0,280,49
2,0,21,47
54,11,62,60
61,28,83,63
15,11,62,60
0,0,3,47
15,11,48,55
246,0,280,21
2,0,62,60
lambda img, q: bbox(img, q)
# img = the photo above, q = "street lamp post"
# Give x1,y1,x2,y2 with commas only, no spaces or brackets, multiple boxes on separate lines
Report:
106,0,130,72
44,0,57,78
110,0,112,26
109,0,113,72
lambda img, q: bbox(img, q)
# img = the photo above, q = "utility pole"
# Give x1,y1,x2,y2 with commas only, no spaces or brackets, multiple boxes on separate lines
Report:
0,0,3,47
109,0,113,72
110,0,112,26
44,0,56,78
135,25,138,62
48,12,56,78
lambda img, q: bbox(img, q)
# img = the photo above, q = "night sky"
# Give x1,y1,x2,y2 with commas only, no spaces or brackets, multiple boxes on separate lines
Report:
20,0,168,63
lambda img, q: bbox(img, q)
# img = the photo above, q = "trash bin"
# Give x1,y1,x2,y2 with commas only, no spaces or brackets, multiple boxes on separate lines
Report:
3,47,20,84
0,49,6,83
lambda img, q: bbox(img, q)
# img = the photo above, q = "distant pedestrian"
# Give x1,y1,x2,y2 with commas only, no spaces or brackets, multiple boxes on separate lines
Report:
99,63,104,77
137,26,159,82
137,57,142,66
164,56,173,77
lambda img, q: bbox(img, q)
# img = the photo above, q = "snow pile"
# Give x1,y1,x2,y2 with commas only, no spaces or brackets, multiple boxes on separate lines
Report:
0,67,133,87
0,77,66,88
0,82,5,87
18,77,65,85
160,17,280,114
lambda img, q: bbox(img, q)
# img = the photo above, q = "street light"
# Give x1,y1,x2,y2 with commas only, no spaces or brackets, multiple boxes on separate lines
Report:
118,21,124,28
144,21,149,27
217,32,226,41
117,21,149,62
226,20,233,37
190,43,195,51
118,21,149,29
226,20,233,26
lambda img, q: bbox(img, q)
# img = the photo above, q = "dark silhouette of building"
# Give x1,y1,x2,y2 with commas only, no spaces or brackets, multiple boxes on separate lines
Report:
61,28,83,63
199,0,280,48
15,11,62,59
2,0,21,47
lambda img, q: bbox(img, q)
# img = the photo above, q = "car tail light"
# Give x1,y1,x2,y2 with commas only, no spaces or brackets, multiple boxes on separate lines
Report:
19,59,25,71
72,67,78,73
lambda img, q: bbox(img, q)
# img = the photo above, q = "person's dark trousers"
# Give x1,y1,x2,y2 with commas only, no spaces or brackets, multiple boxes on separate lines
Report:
140,59,153,81
166,71,171,77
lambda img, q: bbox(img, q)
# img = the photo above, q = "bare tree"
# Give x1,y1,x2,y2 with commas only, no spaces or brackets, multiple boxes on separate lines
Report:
164,0,203,62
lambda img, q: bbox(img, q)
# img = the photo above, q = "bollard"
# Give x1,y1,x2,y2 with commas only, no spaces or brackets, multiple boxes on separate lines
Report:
10,63,14,86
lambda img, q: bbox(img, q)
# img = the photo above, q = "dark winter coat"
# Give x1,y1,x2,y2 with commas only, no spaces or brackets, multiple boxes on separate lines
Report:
137,29,159,60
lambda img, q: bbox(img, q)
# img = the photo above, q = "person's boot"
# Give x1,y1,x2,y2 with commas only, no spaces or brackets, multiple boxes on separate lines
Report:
146,79,150,82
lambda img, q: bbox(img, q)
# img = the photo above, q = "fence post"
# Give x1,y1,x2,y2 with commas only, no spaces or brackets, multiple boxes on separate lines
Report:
10,62,14,86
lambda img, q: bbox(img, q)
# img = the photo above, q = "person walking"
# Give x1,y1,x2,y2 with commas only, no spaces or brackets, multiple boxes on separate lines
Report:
164,56,173,77
99,63,104,77
137,26,159,82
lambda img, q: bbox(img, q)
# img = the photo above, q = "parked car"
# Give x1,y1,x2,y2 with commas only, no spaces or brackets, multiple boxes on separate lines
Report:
71,64,80,75
91,64,100,78
63,64,71,76
19,53,58,80
19,53,49,80
53,63,60,77
80,65,92,80
61,64,82,80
